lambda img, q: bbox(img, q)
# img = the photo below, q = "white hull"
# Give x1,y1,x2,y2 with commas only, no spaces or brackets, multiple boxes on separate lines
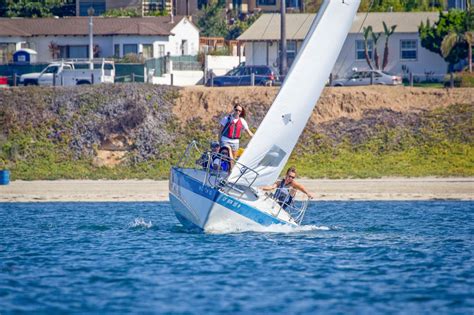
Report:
169,168,297,231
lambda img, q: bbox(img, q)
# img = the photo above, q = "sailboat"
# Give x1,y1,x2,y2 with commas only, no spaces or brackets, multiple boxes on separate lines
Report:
169,0,361,231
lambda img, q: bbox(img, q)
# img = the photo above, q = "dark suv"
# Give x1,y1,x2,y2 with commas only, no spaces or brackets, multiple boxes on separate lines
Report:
207,65,279,87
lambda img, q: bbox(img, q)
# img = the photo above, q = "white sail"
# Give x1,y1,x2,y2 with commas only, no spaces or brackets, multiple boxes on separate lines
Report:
228,0,360,187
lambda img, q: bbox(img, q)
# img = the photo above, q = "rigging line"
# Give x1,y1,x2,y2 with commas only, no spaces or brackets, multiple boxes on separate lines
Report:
333,0,375,78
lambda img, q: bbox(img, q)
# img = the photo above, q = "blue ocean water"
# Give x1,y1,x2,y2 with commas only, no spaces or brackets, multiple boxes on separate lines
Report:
0,201,473,314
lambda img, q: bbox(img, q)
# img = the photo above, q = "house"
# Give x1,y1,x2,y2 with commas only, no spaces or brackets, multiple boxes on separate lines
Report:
0,16,199,64
75,0,197,17
238,12,450,79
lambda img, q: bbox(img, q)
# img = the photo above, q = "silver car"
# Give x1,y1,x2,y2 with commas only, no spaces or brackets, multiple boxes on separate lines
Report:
332,70,402,86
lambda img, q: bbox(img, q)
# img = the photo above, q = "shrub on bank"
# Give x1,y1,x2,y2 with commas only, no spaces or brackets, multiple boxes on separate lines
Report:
0,85,473,179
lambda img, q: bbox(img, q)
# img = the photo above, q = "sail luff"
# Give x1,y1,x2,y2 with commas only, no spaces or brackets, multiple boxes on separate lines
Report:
228,0,361,187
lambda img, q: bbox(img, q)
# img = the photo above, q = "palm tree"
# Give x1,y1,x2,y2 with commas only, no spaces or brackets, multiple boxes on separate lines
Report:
363,26,374,70
441,31,473,72
371,31,382,69
382,22,397,70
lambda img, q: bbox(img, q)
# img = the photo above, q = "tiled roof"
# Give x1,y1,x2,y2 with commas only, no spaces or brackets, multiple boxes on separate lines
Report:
0,16,189,37
238,12,440,41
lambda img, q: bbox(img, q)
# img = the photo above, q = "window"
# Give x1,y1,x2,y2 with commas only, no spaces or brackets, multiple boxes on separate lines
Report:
287,41,297,66
58,45,88,58
253,67,270,75
143,44,153,59
181,40,188,55
356,40,373,60
44,66,59,74
257,0,276,5
123,44,138,55
400,40,417,60
114,44,120,58
286,0,299,8
79,1,105,16
158,45,165,57
278,41,298,67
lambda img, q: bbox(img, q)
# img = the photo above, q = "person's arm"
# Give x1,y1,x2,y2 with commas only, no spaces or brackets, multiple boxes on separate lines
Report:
242,119,254,137
260,182,278,191
291,181,314,199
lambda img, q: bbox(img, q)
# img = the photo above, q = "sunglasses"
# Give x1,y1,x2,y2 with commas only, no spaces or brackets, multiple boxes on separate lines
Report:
287,175,295,179
234,108,242,112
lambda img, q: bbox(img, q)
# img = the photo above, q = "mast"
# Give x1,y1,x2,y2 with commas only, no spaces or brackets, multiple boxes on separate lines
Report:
228,0,361,187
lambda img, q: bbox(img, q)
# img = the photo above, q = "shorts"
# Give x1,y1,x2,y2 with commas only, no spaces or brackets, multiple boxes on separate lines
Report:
220,139,239,152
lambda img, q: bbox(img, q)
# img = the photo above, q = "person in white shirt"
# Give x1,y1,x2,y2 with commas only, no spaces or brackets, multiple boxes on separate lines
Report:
219,104,254,157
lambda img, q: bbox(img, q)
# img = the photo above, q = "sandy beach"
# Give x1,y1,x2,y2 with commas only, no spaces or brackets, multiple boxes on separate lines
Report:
0,178,472,202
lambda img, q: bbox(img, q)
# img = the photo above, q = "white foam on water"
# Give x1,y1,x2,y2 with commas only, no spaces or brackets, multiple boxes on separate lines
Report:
129,217,153,229
206,221,330,234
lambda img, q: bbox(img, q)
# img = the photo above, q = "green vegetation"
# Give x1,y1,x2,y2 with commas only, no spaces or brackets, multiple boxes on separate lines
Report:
0,86,472,180
420,9,474,69
452,71,474,87
291,104,474,178
306,0,447,13
197,0,227,37
0,0,73,17
102,8,141,17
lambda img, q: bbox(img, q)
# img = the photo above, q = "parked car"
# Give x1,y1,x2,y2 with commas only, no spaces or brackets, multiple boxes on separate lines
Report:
332,70,402,86
19,60,115,86
208,65,279,87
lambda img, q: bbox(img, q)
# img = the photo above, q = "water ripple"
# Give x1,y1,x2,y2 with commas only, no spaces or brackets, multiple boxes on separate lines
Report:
0,201,473,314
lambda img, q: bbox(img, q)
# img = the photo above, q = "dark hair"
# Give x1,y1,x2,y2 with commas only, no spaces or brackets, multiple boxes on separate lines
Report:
234,105,246,118
286,166,297,175
219,146,230,156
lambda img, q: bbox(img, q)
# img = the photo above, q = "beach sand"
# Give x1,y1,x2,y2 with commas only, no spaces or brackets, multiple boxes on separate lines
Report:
0,178,472,202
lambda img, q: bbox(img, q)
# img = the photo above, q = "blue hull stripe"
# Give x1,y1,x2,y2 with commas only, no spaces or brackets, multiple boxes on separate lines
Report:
171,168,286,226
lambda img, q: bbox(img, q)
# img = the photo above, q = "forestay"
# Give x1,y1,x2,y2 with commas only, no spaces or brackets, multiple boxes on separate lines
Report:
228,0,360,187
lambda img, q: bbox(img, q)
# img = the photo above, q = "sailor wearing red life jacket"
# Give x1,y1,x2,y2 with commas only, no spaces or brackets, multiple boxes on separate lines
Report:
219,105,254,157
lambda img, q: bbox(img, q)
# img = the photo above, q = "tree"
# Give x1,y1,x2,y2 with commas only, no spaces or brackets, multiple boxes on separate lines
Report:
440,8,474,72
363,26,374,69
371,31,382,69
6,0,64,17
419,10,470,69
304,0,444,13
102,8,141,17
197,0,227,37
226,13,261,40
382,21,397,70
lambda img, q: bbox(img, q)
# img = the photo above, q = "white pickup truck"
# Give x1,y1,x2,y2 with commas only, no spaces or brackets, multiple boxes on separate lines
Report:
19,59,115,86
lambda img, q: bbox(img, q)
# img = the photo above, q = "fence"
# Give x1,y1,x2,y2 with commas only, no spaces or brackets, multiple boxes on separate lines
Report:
0,63,145,85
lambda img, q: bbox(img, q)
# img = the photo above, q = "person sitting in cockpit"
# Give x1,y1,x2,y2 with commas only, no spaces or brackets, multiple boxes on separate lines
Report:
212,145,234,174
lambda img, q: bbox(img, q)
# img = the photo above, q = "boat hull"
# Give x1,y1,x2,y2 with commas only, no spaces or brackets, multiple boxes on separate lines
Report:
169,167,295,231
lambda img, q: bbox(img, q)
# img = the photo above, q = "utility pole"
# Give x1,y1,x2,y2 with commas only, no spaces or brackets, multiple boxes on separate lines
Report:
280,0,288,77
88,6,94,70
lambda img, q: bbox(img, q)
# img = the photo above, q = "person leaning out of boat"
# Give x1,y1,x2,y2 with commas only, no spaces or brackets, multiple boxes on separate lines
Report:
260,167,314,209
197,141,220,168
212,145,233,174
219,104,254,157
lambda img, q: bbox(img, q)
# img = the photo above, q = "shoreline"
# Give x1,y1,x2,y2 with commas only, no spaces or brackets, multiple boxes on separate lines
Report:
0,178,473,202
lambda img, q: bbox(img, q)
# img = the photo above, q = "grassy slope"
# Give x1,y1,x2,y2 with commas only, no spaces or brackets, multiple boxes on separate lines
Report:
0,86,472,180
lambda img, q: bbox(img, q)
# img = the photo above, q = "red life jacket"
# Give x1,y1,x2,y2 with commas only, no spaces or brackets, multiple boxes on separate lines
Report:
222,116,243,139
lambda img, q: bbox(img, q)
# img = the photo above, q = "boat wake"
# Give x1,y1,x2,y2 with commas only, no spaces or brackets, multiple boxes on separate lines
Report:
205,221,330,234
129,217,153,229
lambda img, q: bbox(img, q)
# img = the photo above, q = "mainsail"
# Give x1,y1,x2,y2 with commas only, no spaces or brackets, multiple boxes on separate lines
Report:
228,0,360,187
